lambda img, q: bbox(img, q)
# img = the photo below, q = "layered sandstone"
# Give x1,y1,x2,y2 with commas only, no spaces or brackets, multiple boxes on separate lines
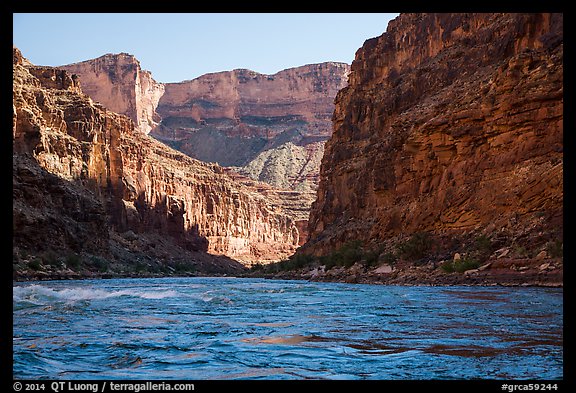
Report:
13,48,299,278
60,58,349,192
59,56,349,224
155,63,349,143
152,63,350,201
61,53,165,134
304,13,563,262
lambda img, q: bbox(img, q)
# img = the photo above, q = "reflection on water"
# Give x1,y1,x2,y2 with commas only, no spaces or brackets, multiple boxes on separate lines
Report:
13,278,563,380
242,335,310,345
252,322,295,328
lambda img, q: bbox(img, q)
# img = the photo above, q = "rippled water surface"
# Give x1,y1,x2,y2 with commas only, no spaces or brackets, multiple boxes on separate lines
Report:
13,277,563,379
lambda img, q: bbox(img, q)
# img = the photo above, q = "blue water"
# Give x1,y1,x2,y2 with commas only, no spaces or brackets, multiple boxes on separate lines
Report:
13,277,563,380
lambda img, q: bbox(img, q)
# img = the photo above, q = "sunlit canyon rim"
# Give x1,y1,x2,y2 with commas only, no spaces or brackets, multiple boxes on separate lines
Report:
13,47,299,279
13,13,562,286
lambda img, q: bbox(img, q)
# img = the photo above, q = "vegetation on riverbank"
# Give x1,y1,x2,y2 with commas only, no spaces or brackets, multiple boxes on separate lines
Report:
248,230,563,287
13,228,562,287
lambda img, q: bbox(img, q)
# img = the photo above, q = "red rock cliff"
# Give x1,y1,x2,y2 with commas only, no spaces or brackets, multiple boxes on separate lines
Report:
305,13,563,258
156,63,349,139
60,53,165,135
13,48,299,275
59,57,350,225
153,64,349,192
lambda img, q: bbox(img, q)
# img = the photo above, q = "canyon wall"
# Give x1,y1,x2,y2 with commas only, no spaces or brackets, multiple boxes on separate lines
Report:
60,57,350,222
61,53,165,135
304,13,563,258
13,47,299,278
154,63,350,220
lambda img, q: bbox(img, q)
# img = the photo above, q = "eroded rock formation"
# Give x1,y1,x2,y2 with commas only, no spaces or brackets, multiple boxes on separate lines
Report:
154,64,349,157
13,47,299,278
61,53,165,135
304,13,563,261
60,57,350,223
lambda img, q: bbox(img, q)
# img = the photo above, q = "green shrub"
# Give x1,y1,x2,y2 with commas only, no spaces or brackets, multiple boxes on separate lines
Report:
27,258,42,271
42,251,61,267
174,261,195,273
514,246,529,258
88,256,109,272
314,241,399,270
331,240,362,268
362,244,391,268
20,249,29,260
441,257,481,273
363,250,380,268
65,253,82,269
546,240,563,258
379,252,398,265
276,259,291,271
440,260,455,273
250,262,264,271
292,253,316,268
318,255,334,270
475,234,493,257
396,232,432,260
277,253,316,271
454,257,480,273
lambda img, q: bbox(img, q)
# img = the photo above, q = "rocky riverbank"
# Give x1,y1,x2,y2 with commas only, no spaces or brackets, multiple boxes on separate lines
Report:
247,257,563,287
15,256,562,287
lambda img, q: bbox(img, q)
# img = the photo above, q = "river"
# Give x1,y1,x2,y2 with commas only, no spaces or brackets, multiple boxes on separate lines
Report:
13,277,563,379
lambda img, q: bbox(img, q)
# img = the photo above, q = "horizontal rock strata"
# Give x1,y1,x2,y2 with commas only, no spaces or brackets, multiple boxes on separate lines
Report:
13,47,300,278
61,56,350,229
303,13,563,271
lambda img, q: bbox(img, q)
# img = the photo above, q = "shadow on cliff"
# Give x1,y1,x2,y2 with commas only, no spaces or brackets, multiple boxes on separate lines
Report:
128,189,210,253
13,153,109,257
107,187,249,275
13,153,247,277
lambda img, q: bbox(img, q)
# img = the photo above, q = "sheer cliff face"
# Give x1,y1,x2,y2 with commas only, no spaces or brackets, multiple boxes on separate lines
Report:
156,63,349,142
60,54,165,135
59,57,350,221
156,63,348,192
155,63,350,220
13,48,299,267
306,13,563,255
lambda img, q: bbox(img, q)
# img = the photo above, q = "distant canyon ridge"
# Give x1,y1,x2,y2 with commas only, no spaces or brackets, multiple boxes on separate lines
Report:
60,57,351,227
13,48,348,278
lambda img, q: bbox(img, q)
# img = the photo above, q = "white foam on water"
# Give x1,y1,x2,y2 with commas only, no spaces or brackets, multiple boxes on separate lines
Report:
136,290,179,299
199,291,233,304
13,284,179,303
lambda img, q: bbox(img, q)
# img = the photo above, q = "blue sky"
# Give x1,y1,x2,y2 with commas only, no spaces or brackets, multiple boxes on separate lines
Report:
13,13,399,83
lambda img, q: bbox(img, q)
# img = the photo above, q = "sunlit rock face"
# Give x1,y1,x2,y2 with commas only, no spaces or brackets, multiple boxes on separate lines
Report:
304,13,563,256
14,47,300,269
61,53,165,135
60,56,350,229
152,62,350,221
